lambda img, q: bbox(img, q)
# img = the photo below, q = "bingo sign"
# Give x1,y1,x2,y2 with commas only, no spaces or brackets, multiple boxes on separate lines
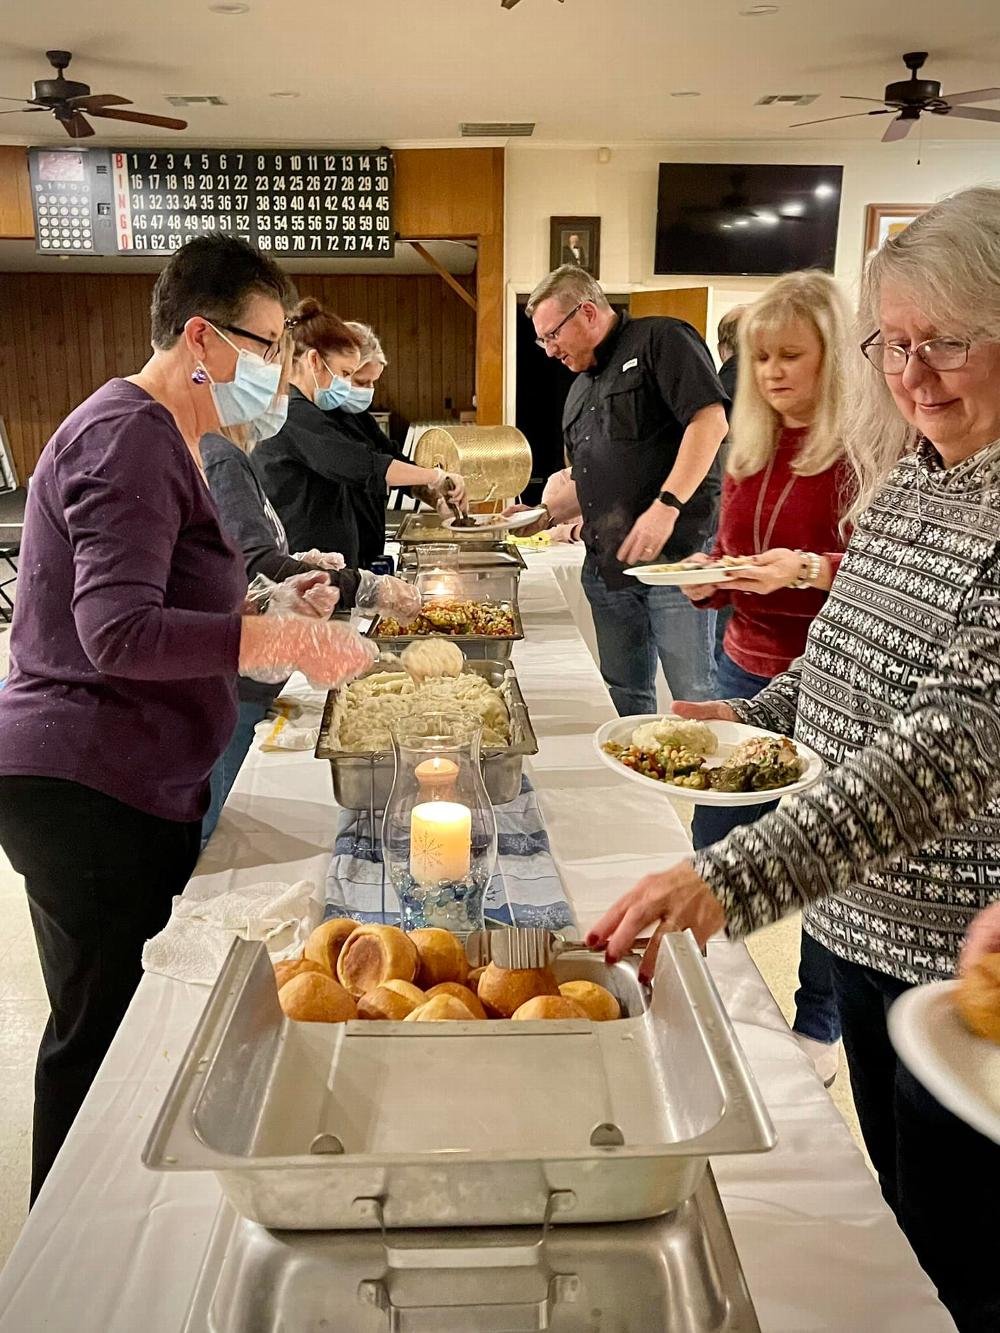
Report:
111,148,394,256
27,146,394,258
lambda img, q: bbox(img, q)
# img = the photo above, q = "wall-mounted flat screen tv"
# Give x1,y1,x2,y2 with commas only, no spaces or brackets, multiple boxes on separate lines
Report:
654,163,843,276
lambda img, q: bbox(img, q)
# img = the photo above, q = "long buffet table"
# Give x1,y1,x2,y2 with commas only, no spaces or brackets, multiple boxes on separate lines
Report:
0,550,953,1331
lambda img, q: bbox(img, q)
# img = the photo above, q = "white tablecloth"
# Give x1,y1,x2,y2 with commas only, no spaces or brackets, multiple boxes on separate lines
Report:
0,557,953,1332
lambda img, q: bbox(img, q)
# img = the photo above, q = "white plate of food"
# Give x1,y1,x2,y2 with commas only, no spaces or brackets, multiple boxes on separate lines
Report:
442,507,547,534
593,714,823,806
888,979,1000,1144
623,557,753,587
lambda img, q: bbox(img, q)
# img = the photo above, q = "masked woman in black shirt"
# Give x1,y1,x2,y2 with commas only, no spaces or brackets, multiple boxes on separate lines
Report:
252,299,467,566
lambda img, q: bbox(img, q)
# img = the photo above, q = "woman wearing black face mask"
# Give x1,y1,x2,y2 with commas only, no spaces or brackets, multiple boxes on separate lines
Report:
252,299,468,568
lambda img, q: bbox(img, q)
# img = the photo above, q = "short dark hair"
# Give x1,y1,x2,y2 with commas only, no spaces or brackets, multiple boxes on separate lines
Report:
149,234,292,350
717,306,746,360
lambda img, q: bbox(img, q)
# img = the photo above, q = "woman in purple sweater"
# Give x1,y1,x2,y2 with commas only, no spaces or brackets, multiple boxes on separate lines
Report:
0,235,373,1202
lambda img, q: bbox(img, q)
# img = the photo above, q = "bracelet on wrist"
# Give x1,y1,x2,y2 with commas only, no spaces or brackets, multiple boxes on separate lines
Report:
792,550,821,589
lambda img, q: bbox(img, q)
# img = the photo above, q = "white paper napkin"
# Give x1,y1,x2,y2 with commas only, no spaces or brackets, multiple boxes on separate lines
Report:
141,879,319,986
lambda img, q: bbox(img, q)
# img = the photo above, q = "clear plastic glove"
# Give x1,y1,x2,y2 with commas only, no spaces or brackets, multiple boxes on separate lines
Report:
293,549,346,570
239,611,377,688
246,571,340,620
430,469,468,511
355,570,422,621
960,901,1000,973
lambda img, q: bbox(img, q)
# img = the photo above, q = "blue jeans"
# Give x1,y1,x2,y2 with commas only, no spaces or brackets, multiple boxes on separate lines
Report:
202,699,270,844
828,952,1000,1332
581,559,717,715
691,650,841,1045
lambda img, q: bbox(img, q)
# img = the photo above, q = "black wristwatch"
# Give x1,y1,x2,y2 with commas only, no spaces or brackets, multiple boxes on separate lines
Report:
657,490,685,511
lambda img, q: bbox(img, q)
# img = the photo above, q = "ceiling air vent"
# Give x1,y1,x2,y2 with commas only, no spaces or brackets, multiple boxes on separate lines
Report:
755,94,819,107
164,94,228,107
461,121,535,137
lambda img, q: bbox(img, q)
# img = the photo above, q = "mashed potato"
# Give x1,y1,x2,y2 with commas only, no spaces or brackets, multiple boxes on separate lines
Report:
335,670,510,752
630,717,719,756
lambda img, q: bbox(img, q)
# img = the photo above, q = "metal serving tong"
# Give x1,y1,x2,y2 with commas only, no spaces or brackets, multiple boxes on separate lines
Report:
465,926,662,970
438,467,477,527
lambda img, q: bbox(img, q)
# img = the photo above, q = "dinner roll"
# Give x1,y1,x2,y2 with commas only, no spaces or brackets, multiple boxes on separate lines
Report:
304,918,356,976
404,994,475,1022
425,982,486,1020
408,928,469,988
273,957,326,991
278,972,357,1023
358,984,423,1021
381,979,426,1006
512,995,589,1021
467,965,487,993
559,980,621,1021
337,924,419,997
956,953,1000,1044
477,962,559,1019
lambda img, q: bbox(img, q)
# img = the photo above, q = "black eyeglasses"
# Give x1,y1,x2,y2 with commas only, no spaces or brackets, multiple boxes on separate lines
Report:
860,331,972,375
179,320,284,363
534,302,585,349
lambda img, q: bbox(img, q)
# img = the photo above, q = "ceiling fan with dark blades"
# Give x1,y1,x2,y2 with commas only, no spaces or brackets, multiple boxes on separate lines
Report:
0,49,187,138
791,51,1000,142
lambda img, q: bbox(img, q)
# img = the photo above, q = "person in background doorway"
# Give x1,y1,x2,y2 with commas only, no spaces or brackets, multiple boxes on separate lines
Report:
0,235,374,1201
252,299,466,566
684,271,853,1086
716,305,746,402
711,304,747,662
520,265,729,711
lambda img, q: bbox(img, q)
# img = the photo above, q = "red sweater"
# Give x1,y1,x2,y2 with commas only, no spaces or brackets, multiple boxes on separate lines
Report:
703,427,850,678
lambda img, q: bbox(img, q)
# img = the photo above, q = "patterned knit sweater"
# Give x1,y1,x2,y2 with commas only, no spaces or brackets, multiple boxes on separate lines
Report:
692,439,1000,985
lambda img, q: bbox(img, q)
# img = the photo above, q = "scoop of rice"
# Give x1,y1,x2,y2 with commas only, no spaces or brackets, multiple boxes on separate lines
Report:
630,717,719,756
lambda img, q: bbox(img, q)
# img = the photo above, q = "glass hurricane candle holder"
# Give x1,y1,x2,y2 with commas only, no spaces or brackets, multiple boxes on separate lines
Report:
382,713,498,933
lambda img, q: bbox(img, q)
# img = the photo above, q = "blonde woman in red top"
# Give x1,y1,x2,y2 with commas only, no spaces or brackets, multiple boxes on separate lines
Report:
685,270,853,1083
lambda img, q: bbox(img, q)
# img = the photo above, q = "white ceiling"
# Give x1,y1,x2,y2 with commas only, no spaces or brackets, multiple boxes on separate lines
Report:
0,0,999,147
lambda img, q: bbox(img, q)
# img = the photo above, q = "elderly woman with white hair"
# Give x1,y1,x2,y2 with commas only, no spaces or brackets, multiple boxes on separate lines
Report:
589,186,1000,1333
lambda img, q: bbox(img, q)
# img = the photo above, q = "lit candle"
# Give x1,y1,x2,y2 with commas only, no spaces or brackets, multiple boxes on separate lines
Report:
410,801,471,885
414,757,460,799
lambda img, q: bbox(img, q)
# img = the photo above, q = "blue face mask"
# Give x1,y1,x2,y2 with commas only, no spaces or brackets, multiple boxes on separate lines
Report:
201,324,282,428
312,359,353,412
341,384,375,414
246,393,289,445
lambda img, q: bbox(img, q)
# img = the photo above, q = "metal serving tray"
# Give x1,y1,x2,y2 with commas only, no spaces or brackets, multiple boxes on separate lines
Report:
369,598,524,662
144,932,775,1232
182,1168,760,1332
397,510,525,551
396,542,527,574
314,657,538,810
399,564,523,610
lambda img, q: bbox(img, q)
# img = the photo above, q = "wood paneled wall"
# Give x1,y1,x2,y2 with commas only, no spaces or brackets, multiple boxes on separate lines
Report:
0,271,476,481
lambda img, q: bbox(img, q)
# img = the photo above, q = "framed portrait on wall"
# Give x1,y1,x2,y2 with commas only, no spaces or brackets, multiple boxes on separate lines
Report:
550,216,601,279
864,204,927,256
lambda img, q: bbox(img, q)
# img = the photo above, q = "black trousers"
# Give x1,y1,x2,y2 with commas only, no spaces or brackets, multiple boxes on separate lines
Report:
828,952,1000,1333
0,776,200,1202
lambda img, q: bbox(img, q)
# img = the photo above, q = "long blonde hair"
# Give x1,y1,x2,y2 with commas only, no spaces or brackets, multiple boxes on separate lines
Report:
727,271,851,482
846,185,1000,521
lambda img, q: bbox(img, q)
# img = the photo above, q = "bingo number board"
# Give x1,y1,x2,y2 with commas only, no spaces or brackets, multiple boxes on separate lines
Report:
113,148,394,256
27,146,394,258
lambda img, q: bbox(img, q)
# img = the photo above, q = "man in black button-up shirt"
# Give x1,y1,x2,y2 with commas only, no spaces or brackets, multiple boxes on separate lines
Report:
523,266,729,711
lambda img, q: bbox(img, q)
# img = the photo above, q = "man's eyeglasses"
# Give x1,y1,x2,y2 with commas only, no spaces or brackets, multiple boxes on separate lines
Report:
534,302,585,349
860,332,972,375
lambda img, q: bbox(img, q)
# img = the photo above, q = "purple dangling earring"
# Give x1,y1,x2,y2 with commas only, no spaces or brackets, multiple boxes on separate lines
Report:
191,365,209,385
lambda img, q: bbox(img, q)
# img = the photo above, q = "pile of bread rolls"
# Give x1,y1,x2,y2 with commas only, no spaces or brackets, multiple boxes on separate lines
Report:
274,920,621,1025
